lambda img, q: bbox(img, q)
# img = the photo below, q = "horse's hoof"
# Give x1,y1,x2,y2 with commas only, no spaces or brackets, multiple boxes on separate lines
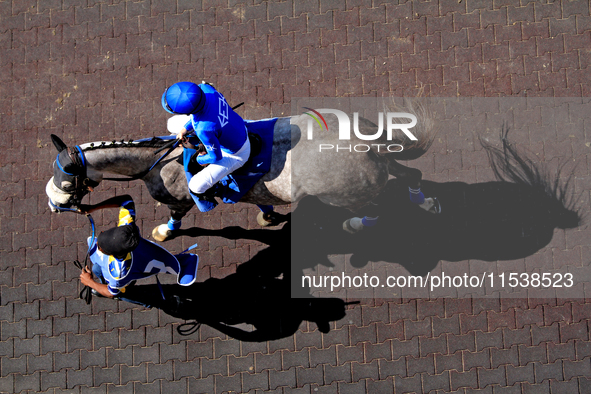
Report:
343,217,364,234
257,211,282,227
257,212,272,227
152,224,172,242
419,197,442,214
430,197,441,214
350,254,369,268
316,320,330,333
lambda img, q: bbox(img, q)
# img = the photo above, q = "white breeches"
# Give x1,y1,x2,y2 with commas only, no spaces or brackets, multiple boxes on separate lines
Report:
188,137,251,194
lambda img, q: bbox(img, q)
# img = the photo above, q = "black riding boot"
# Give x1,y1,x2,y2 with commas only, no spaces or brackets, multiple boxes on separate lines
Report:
191,185,219,205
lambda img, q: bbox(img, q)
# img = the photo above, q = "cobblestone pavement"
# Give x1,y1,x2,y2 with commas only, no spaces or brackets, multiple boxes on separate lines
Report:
1,0,591,393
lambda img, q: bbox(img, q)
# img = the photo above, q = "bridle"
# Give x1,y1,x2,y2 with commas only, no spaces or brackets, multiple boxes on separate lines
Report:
53,145,100,206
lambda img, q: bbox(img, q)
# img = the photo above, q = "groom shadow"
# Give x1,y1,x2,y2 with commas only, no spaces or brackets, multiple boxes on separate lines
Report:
124,218,358,341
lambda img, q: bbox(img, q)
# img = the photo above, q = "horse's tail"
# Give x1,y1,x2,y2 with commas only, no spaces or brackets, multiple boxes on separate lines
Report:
360,94,438,161
480,126,582,229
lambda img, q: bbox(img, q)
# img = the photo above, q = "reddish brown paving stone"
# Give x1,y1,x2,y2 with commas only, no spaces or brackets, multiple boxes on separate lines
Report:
1,1,591,393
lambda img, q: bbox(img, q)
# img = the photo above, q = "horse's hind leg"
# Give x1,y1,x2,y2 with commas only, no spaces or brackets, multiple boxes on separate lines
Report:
343,159,440,234
256,204,288,227
387,159,423,188
388,159,440,214
256,204,274,226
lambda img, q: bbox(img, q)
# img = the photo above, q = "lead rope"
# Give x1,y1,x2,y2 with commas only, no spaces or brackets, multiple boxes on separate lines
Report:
177,321,202,336
50,201,96,304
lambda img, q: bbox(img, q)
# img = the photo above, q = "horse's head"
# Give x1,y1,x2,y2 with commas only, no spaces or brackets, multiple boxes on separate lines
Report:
46,134,99,213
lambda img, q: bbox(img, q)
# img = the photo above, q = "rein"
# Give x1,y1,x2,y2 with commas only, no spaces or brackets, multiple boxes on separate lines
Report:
49,200,96,304
99,139,182,182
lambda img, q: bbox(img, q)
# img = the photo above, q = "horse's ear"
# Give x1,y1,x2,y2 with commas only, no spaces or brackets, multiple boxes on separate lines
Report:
50,134,68,152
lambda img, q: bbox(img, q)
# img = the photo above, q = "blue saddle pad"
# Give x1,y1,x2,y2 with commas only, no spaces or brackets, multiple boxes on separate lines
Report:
187,118,278,212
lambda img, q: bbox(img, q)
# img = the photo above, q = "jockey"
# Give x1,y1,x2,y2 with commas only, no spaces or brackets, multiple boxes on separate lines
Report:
161,81,250,201
77,195,199,305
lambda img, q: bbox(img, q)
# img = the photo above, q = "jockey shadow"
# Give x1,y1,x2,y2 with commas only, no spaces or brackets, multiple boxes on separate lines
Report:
122,219,357,341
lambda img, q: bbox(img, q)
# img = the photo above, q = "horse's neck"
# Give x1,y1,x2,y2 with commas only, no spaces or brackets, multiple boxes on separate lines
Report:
82,145,159,177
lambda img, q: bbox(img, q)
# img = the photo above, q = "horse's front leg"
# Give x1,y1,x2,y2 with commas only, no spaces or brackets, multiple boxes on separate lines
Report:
152,206,190,242
388,159,440,214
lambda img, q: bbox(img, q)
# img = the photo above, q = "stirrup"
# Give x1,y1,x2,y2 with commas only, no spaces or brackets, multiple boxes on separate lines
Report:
191,184,220,201
191,192,216,205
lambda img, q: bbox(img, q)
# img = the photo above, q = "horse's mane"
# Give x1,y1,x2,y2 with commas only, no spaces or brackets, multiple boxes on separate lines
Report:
79,137,171,151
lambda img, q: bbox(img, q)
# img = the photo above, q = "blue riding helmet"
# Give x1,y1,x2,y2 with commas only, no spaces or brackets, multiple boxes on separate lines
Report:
162,82,205,114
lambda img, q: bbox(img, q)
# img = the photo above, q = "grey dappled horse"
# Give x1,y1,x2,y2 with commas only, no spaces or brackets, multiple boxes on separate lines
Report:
46,109,437,241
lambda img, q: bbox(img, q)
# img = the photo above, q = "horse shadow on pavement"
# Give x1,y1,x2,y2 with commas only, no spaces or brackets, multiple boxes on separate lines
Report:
122,131,581,340
289,131,582,277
